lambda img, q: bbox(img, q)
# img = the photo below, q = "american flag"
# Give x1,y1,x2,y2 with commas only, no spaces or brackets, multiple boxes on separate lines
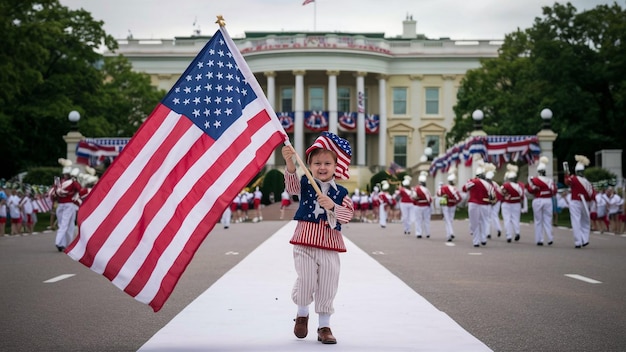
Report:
66,26,288,312
305,132,351,180
302,0,315,5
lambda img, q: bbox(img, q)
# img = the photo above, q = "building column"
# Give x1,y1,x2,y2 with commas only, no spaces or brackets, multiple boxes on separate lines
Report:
442,75,456,132
377,74,388,169
356,71,366,166
327,70,339,135
536,129,558,180
264,71,277,166
294,70,306,158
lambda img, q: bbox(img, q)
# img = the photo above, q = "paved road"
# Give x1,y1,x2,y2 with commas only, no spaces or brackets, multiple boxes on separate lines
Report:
1,214,625,351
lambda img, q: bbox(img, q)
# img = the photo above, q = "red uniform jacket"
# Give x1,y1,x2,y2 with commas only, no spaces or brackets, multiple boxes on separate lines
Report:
462,178,493,205
565,175,595,202
526,176,556,199
413,185,432,207
437,184,462,206
502,181,525,203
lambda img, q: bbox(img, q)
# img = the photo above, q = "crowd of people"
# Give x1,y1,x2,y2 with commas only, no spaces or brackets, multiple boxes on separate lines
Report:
334,154,625,249
0,158,98,251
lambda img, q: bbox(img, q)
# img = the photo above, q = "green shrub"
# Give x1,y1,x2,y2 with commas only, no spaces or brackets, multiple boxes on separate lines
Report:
22,167,59,187
261,168,285,205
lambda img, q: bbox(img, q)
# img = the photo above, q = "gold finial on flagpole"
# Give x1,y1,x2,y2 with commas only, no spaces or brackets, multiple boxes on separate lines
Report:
215,15,226,27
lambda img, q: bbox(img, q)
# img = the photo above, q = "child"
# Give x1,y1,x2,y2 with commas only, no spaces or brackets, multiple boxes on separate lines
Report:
281,132,354,345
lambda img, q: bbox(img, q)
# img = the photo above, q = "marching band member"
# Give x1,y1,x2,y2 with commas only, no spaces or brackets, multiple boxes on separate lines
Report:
50,160,84,252
378,181,392,228
484,163,503,239
564,155,595,248
527,156,558,246
462,157,494,247
501,164,526,243
413,171,433,239
398,175,414,235
437,167,462,242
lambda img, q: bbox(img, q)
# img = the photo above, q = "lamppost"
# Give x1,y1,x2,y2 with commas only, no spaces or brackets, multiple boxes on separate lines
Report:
540,108,552,130
63,110,84,165
471,109,486,137
536,107,557,179
472,109,484,131
68,110,80,131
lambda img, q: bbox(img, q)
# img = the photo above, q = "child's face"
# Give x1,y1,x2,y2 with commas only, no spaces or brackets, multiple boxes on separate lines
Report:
309,151,336,182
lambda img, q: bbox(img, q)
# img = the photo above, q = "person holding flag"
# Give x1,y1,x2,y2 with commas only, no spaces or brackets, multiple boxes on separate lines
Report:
282,131,354,345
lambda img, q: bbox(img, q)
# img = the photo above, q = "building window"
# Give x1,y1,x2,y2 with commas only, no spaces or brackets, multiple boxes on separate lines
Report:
309,87,325,110
281,87,293,112
392,87,407,115
393,136,408,167
425,87,439,115
425,135,440,158
338,87,350,112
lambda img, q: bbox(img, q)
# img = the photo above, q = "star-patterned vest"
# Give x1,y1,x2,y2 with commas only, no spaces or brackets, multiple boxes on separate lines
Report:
293,176,348,231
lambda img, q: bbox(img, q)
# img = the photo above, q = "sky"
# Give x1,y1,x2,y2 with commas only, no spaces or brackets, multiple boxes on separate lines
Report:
60,0,616,40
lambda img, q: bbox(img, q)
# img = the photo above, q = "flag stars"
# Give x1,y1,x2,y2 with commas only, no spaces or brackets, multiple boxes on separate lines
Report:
185,75,192,81
217,61,224,68
218,49,225,57
216,85,223,92
213,120,222,128
214,108,222,116
192,109,200,117
225,108,233,116
184,86,192,94
204,96,211,104
193,97,201,105
196,61,204,69
225,96,233,104
226,73,234,81
216,72,223,80
204,83,212,91
203,108,210,117
215,96,222,104
226,85,234,92
195,73,202,81
194,85,202,92
204,120,211,129
173,98,180,105
183,98,190,105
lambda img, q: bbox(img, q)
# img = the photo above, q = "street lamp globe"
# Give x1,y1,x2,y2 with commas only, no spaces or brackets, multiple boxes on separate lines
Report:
472,109,484,130
540,108,552,129
68,110,80,131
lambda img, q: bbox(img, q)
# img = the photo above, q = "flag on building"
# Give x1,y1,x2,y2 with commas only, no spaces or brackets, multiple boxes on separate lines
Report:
65,25,288,312
388,161,405,175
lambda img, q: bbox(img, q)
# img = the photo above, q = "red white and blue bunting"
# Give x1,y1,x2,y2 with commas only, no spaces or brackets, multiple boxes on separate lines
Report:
276,111,380,134
428,135,541,176
76,138,130,167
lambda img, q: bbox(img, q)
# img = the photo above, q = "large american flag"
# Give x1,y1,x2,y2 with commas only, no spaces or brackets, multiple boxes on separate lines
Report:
66,26,288,312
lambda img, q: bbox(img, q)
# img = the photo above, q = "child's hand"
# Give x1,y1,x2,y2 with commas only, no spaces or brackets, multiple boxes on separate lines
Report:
281,146,295,160
317,194,335,211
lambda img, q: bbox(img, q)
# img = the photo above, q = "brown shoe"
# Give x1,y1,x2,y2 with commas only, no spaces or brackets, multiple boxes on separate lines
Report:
317,327,337,344
293,315,308,338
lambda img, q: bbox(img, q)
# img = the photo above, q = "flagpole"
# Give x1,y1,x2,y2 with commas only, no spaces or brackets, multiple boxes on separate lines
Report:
313,0,317,31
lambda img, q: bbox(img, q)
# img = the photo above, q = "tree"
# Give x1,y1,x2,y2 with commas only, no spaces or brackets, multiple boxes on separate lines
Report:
450,2,626,171
0,0,165,179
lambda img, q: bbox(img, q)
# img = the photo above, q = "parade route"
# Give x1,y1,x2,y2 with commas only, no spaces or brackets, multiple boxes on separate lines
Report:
139,221,492,352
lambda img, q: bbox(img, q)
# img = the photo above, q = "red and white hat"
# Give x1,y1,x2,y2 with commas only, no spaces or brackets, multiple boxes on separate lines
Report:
305,132,352,180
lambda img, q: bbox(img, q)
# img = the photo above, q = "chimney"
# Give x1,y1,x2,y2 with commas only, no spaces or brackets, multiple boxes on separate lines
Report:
402,14,417,39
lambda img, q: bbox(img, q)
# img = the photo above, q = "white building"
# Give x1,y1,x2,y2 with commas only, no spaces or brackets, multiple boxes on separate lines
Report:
106,16,502,190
